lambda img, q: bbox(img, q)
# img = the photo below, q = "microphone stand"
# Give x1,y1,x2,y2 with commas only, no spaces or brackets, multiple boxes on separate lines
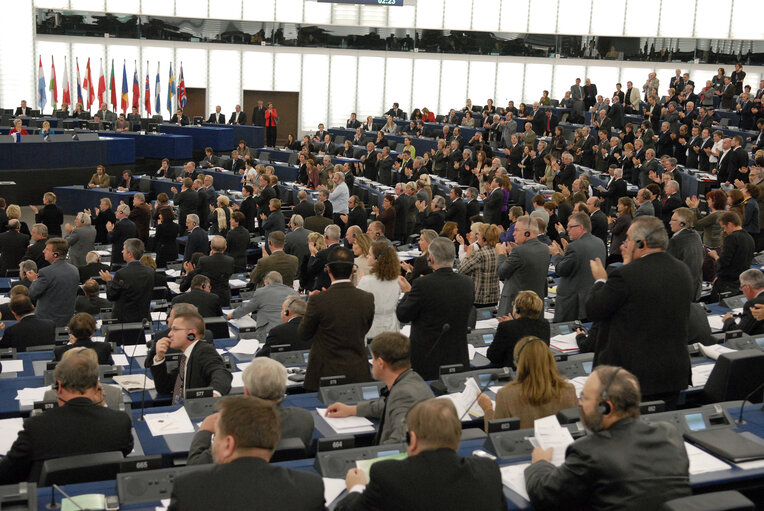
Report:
736,381,764,425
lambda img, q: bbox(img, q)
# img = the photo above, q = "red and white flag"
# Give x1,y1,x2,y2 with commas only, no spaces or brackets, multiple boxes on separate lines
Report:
97,59,106,108
62,56,70,106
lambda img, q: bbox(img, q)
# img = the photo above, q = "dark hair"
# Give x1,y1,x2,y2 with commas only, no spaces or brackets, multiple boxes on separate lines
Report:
326,245,355,279
216,396,281,451
370,332,411,370
720,211,742,227
68,313,96,340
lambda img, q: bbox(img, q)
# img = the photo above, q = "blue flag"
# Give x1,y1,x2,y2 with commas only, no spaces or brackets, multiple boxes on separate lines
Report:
37,56,47,112
154,62,161,116
167,63,175,115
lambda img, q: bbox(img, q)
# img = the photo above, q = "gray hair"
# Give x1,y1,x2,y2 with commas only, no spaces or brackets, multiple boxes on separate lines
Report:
431,196,445,210
242,357,287,400
466,187,478,200
291,214,304,227
123,238,145,260
19,260,37,274
85,251,101,264
324,224,341,242
134,193,145,203
613,168,623,179
32,223,48,237
666,180,679,193
171,302,199,316
630,216,668,250
263,271,283,285
283,295,307,315
428,237,456,266
186,214,199,226
419,229,439,244
75,212,91,225
516,215,539,234
740,269,764,290
53,353,99,393
116,204,130,216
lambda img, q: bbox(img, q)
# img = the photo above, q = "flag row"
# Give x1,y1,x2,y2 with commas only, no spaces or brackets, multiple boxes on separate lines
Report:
37,57,187,117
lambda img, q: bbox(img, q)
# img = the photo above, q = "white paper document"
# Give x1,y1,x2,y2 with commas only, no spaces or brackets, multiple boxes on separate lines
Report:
691,363,716,387
229,315,257,329
111,354,130,367
0,418,24,455
569,376,588,396
550,332,579,352
684,442,730,474
165,269,181,278
500,463,531,501
229,279,248,287
316,408,376,434
122,344,149,357
400,324,411,337
439,377,486,419
322,477,347,505
533,415,574,467
15,386,49,407
145,407,195,436
228,338,261,355
475,318,499,330
1,360,24,373
699,344,735,360
231,371,244,388
167,282,181,295
112,374,156,392
706,315,725,331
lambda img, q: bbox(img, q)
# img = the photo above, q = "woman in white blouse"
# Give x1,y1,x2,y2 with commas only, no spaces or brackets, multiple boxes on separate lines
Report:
357,241,408,340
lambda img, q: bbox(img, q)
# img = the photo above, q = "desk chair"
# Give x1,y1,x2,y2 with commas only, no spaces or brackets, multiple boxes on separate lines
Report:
39,451,124,486
661,490,755,511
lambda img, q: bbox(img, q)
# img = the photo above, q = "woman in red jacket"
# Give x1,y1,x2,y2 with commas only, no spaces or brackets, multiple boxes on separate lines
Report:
264,102,278,147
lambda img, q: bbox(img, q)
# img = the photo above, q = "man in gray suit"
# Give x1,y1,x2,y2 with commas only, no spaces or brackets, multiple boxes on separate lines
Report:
634,189,655,217
187,357,314,465
570,78,586,123
228,271,298,340
325,332,434,445
637,149,661,188
27,238,80,327
667,207,704,301
284,215,311,280
550,212,606,322
64,212,96,267
496,216,551,317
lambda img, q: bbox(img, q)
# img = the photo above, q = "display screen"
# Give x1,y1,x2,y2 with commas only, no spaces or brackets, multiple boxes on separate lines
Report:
755,337,764,349
685,413,706,431
377,449,400,457
483,334,494,344
362,385,380,400
557,324,570,334
582,361,593,374
303,352,310,364
477,373,493,386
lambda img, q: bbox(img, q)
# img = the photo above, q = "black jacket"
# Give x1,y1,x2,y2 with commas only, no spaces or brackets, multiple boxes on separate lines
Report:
150,340,232,396
105,261,155,323
55,338,114,365
0,314,56,351
258,317,312,357
171,289,224,318
197,253,234,307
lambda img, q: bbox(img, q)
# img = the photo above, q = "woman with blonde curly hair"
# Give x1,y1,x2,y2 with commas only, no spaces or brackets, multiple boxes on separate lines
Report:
209,195,233,235
357,241,407,339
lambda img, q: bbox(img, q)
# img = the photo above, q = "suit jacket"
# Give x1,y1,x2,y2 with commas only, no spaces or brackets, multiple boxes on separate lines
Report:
304,215,332,234
525,417,690,510
169,113,190,125
599,178,628,213
184,227,209,261
169,457,324,511
0,230,29,274
239,196,256,233
335,449,506,511
0,397,133,484
172,289,223,318
590,210,609,247
28,260,80,327
586,252,692,396
284,227,311,278
232,283,298,337
552,233,606,322
35,204,63,237
64,225,96,267
106,261,155,323
250,250,298,288
667,228,704,300
635,201,654,217
228,111,247,125
22,238,47,271
198,253,234,306
151,340,232,396
496,239,551,317
74,295,113,316
259,317,312,357
293,201,315,220
225,226,250,272
299,282,375,391
0,314,55,351
444,198,467,236
722,293,764,336
54,338,114,365
129,203,152,244
721,83,736,109
396,268,474,380
176,189,199,231
206,112,226,124
482,188,503,225
487,317,550,369
108,218,136,266
78,261,109,283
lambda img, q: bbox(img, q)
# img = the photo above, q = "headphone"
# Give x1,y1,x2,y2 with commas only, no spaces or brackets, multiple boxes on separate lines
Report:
524,231,531,238
514,338,546,364
634,227,664,249
597,367,622,415
187,332,196,341
679,221,686,227
53,252,60,258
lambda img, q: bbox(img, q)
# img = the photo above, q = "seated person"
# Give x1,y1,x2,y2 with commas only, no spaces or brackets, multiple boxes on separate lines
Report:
150,303,213,346
479,336,577,429
0,295,55,351
45,347,122,409
0,284,28,321
335,399,506,510
170,107,190,126
187,357,314,464
524,366,691,509
487,291,550,369
79,251,109,283
257,296,312,357
74,278,113,316
325,332,434,445
117,170,139,191
168,396,325,510
54,312,114,365
171,274,223,318
722,268,764,335
88,165,110,188
0,352,133,483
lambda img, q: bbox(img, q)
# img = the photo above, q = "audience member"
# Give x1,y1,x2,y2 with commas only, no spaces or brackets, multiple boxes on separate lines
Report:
230,271,297,339
29,192,63,236
78,251,109,283
27,238,79,326
22,223,48,270
197,236,234,307
721,268,764,335
54,312,114,365
257,296,312,357
184,214,209,261
487,291,551,369
358,241,406,340
250,231,298,288
64,212,96,267
708,211,755,302
0,295,55,351
74,278,113,316
171,274,223,318
106,203,136,267
0,219,29,275
225,211,250,272
101,238,155,324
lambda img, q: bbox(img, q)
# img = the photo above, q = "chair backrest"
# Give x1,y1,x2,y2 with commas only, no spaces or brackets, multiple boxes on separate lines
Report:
270,437,307,463
39,451,124,486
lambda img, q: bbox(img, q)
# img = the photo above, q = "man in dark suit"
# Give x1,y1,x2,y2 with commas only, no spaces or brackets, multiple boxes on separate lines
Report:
465,187,480,220
258,296,312,357
78,251,109,283
385,103,404,119
250,231,298,288
22,223,49,271
170,107,190,126
667,208,704,301
251,100,266,126
206,105,226,124
0,354,133,484
117,170,139,191
292,190,314,220
228,105,247,125
299,246,374,391
304,202,333,233
661,179,683,234
239,185,257,233
722,269,764,335
414,196,445,234
184,214,209,262
254,175,276,223
397,239,474,381
482,177,504,226
586,197,609,247
284,215,311,281
597,168,628,213
197,236,234,307
128,193,151,244
150,311,232,403
557,153,577,191
171,274,223,318
721,76,736,110
444,187,467,236
709,212,755,303
335,399,506,511
169,396,324,511
587,216,693,406
0,296,55,351
0,219,29,275
173,177,199,233
225,212,250,272
107,204,136,268
376,147,394,186
101,238,155,324
75,278,113,316
13,100,30,117
526,366,690,509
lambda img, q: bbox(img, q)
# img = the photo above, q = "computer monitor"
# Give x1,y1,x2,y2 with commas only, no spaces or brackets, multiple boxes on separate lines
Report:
148,123,160,133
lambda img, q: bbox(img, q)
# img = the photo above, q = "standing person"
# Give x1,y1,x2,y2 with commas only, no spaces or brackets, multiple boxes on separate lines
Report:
586,217,693,407
299,246,375,392
100,238,155,325
357,242,406,340
86,198,117,245
264,101,278,147
197,236,235,307
397,238,474,381
29,192,63,237
128,193,152,244
27,238,80,327
251,99,266,127
154,209,180,268
106,204,136,268
457,224,500,308
63,212,96,268
708,211,755,303
667,207,704,301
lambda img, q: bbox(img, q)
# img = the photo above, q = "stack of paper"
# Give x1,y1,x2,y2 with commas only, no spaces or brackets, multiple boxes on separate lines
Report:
316,408,376,434
355,452,408,482
550,332,579,352
1,360,24,373
167,282,181,295
706,315,725,330
144,407,195,436
691,363,716,387
400,325,411,337
0,418,24,455
229,279,248,287
475,318,499,330
111,354,130,367
500,463,531,501
112,374,156,392
231,371,244,388
15,386,49,407
322,478,347,505
685,442,730,474
228,338,260,355
165,269,181,278
439,377,487,419
699,344,735,360
533,415,574,466
569,376,588,396
230,315,257,329
467,345,489,360
122,344,149,357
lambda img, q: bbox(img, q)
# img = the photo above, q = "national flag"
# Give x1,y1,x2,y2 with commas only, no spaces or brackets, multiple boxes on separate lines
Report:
167,63,175,115
132,63,140,112
97,59,106,108
62,56,70,106
120,60,128,114
38,56,47,112
178,63,187,109
144,62,151,116
49,56,58,110
84,58,94,109
109,59,117,112
76,58,83,107
154,62,160,116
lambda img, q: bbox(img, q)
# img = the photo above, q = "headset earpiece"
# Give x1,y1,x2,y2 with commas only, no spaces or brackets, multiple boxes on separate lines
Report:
679,221,686,227
53,252,60,258
514,338,545,364
597,367,622,415
187,333,196,341
524,231,531,237
635,239,645,249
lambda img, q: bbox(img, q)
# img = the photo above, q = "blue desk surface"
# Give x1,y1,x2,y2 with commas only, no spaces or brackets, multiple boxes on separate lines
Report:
159,125,233,151
205,124,264,150
0,137,134,170
106,132,193,160
53,186,139,215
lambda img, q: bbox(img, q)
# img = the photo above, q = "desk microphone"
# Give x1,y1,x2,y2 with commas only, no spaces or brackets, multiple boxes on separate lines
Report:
49,484,90,511
736,381,764,425
458,372,500,423
423,323,450,360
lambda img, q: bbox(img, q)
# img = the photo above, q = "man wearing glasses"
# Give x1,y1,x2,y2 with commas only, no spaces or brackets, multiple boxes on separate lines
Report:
549,212,606,322
151,311,232,404
721,268,764,335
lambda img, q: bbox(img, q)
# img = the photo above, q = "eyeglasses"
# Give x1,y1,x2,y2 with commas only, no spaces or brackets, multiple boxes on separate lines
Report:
170,327,193,333
567,224,582,230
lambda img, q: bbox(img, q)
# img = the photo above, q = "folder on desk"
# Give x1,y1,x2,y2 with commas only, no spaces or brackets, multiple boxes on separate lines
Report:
684,428,764,463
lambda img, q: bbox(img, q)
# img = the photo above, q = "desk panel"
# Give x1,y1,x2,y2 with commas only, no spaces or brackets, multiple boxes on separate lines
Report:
106,132,193,160
159,125,233,151
53,186,139,215
205,124,264,149
0,138,134,170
